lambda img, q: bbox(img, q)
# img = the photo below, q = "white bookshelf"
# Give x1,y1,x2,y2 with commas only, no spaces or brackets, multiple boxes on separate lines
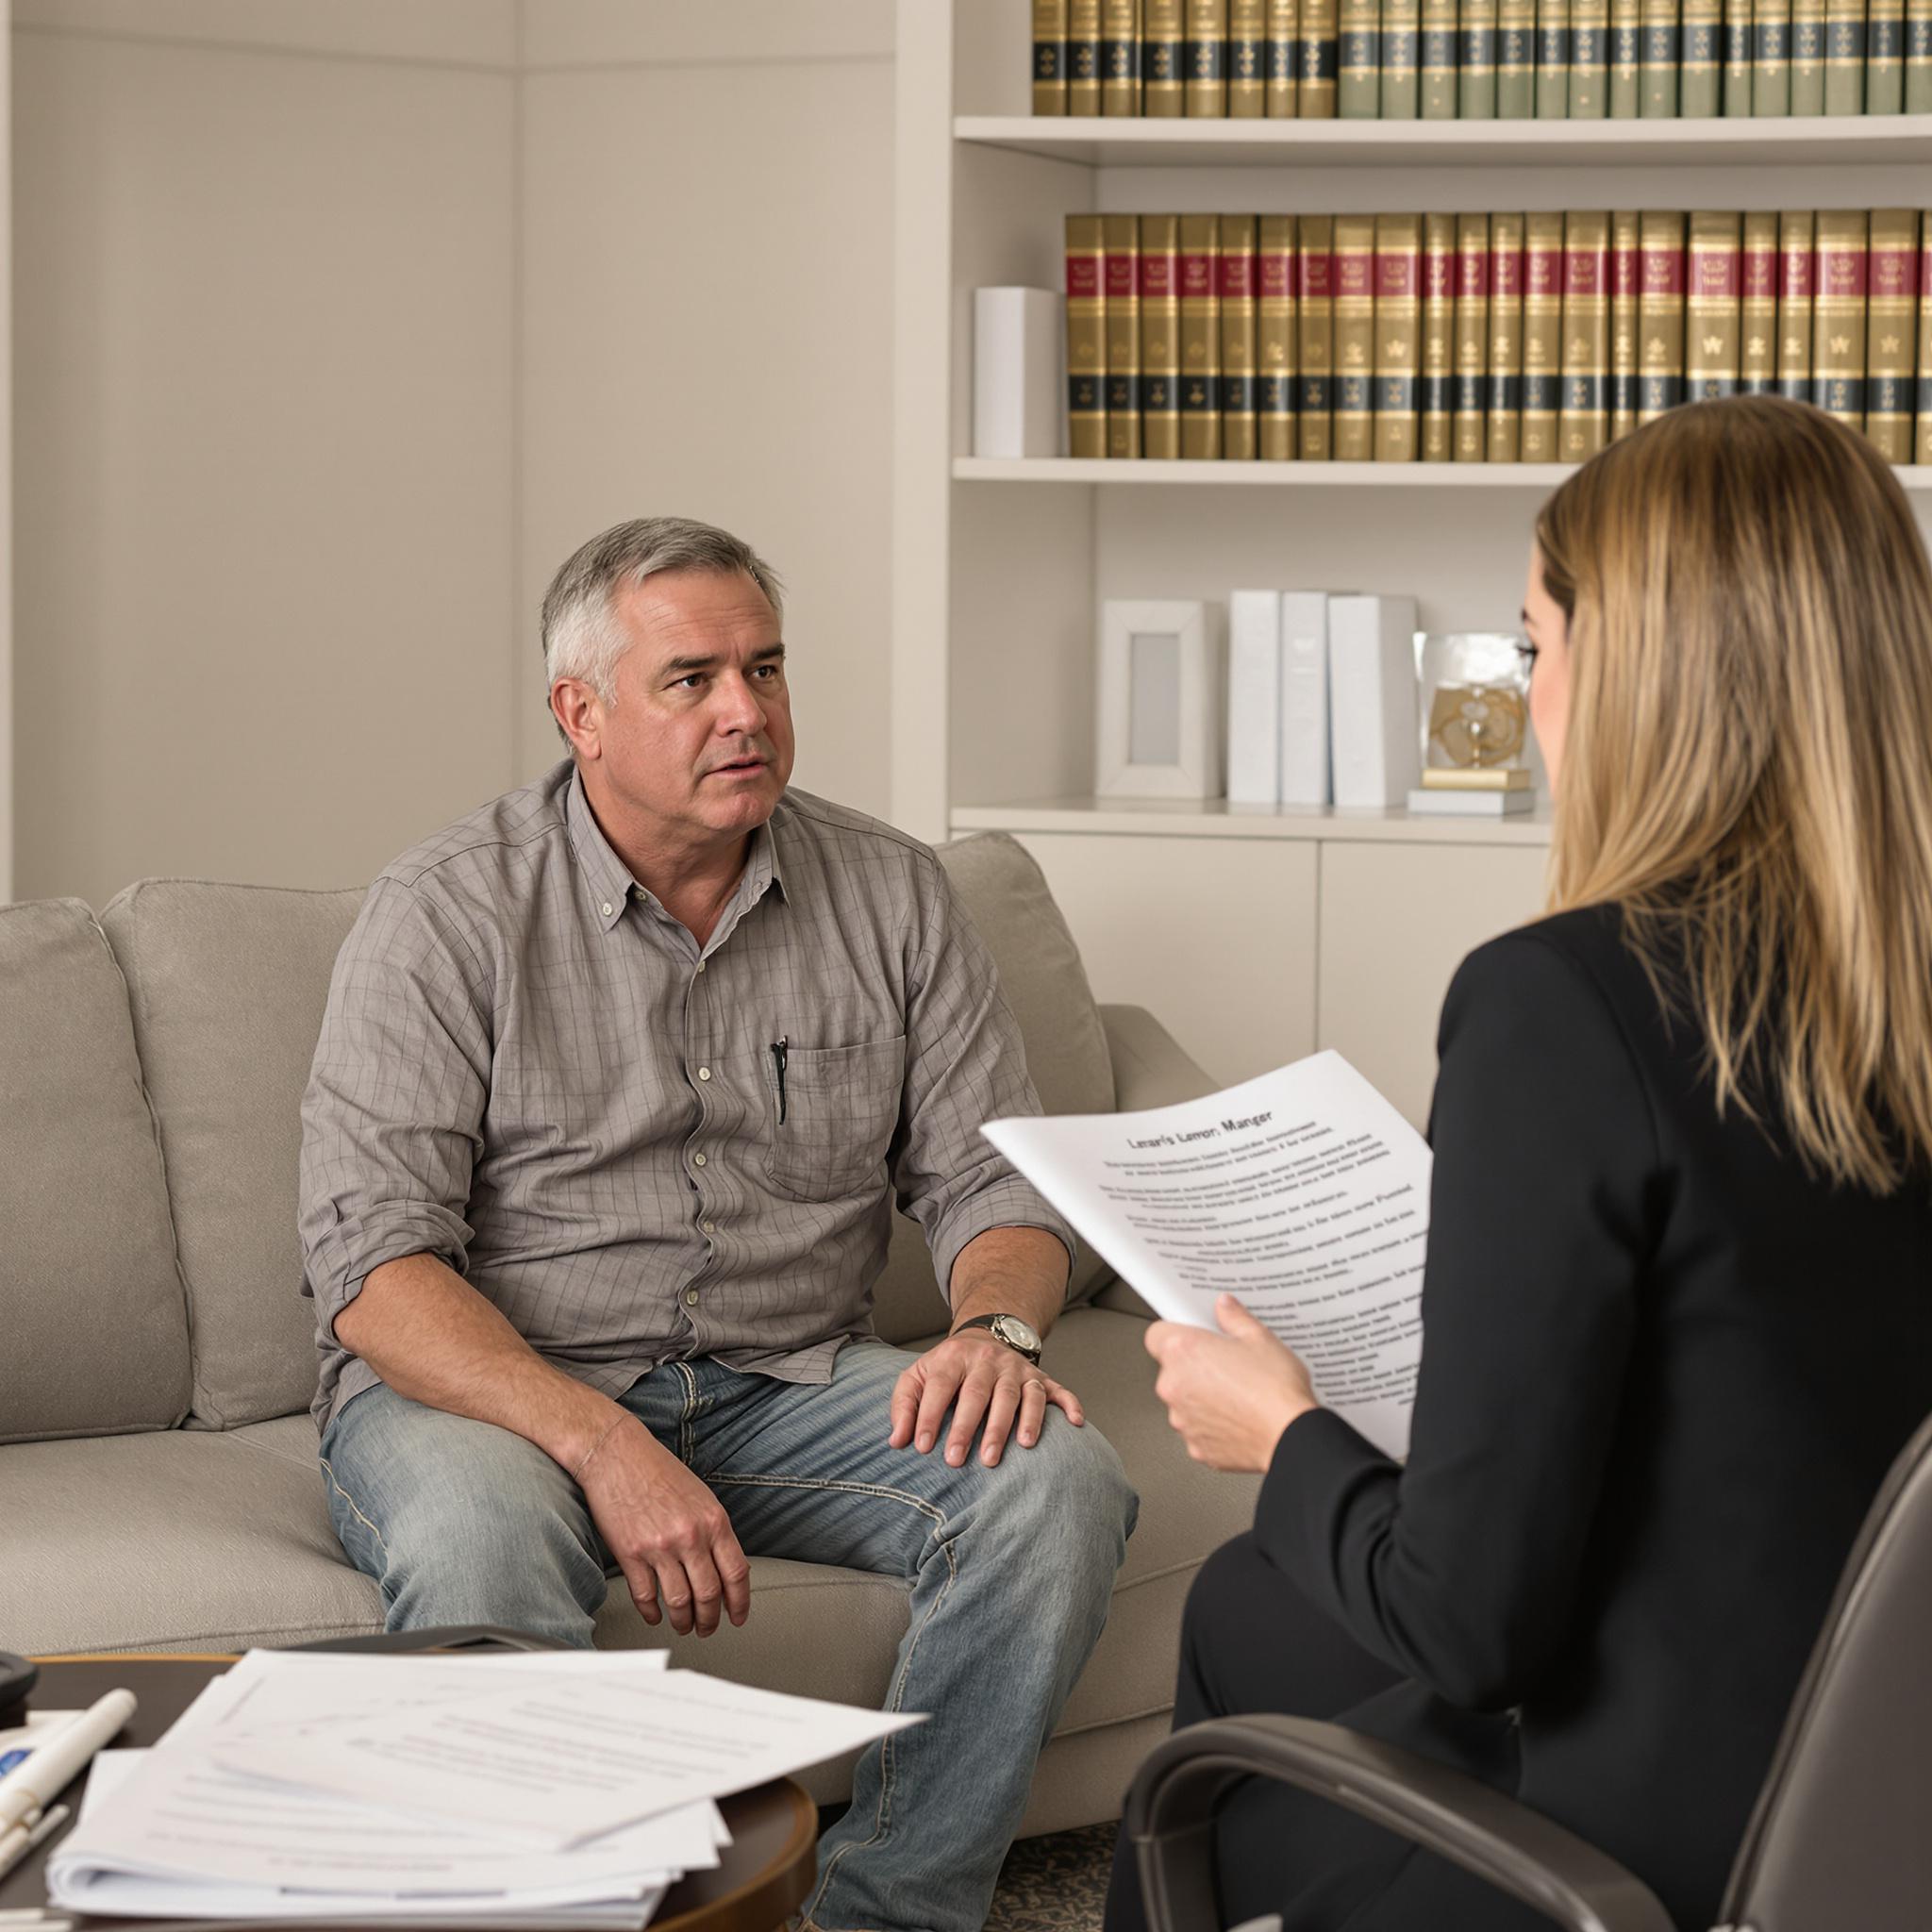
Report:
891,0,1932,1096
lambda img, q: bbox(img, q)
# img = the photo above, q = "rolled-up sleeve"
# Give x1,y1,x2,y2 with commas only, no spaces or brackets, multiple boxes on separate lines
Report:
298,876,493,1339
891,858,1078,1306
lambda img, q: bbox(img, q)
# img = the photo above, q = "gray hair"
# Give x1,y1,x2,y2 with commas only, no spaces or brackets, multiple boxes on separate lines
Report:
541,516,785,724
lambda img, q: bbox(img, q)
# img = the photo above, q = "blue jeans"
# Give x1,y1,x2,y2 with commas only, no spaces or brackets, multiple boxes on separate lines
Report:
319,1341,1139,1932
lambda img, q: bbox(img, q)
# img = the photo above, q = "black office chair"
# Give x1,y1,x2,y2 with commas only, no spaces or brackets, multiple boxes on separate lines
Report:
1126,1412,1932,1932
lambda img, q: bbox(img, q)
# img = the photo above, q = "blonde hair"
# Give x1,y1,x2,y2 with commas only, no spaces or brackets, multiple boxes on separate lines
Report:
1535,395,1932,1193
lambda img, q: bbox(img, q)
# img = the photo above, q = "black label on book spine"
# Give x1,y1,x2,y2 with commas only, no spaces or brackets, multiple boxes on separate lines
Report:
1869,374,1910,414
1104,35,1143,75
1611,23,1641,61
1300,39,1341,76
1421,374,1455,412
1386,28,1422,64
1639,373,1686,411
1610,370,1639,413
1379,375,1420,411
1488,373,1524,410
1070,375,1104,410
1106,375,1141,412
1147,42,1183,79
1824,22,1865,56
1539,24,1571,63
1572,24,1608,62
1143,375,1174,410
1259,374,1297,411
1336,374,1374,416
1724,19,1751,63
1341,26,1381,66
1755,20,1791,57
1820,375,1866,413
1776,376,1813,404
1302,374,1336,410
1181,375,1219,414
1270,37,1298,76
1687,374,1737,402
1565,374,1609,411
1502,25,1535,61
1221,374,1258,411
1642,24,1680,60
1523,372,1565,411
1869,17,1904,56
1918,373,1932,413
1037,43,1069,79
1454,371,1487,412
1463,25,1499,61
1187,38,1228,75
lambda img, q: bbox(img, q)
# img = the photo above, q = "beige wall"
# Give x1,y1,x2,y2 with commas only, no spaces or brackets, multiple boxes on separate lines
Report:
8,1,896,908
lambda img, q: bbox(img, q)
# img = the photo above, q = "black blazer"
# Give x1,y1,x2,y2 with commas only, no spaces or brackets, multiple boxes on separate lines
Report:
1257,904,1932,1929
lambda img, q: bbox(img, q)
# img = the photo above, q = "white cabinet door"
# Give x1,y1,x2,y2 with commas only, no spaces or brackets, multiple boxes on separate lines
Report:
1017,834,1319,1088
1318,841,1552,1128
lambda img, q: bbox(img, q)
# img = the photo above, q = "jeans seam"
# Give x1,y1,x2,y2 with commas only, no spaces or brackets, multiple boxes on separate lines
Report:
673,1360,699,1466
708,1471,958,1922
319,1454,390,1560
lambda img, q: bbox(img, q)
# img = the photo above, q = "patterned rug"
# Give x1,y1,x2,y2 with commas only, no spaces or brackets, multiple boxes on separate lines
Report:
986,1822,1117,1932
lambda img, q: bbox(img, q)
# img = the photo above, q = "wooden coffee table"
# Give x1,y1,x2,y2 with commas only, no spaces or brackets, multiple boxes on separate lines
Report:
1,1657,817,1932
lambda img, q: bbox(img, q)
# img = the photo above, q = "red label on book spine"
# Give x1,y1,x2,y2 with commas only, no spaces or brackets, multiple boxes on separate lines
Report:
1492,248,1525,297
1068,258,1103,298
1869,248,1920,299
1819,248,1867,298
1779,247,1815,300
1106,255,1138,298
1302,251,1335,299
1181,254,1215,297
1612,242,1640,298
1565,255,1607,297
1458,250,1491,299
1527,243,1563,296
1424,250,1456,299
1690,254,1742,298
1259,253,1297,299
1742,242,1776,299
1141,255,1176,297
1375,256,1421,298
1640,252,1687,295
1219,253,1256,298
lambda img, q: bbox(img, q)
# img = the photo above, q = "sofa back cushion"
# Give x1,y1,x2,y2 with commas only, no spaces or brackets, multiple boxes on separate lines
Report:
0,899,192,1442
100,882,365,1427
870,834,1115,1344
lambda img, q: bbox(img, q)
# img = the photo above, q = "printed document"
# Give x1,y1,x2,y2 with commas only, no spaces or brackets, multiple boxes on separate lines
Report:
983,1050,1429,1459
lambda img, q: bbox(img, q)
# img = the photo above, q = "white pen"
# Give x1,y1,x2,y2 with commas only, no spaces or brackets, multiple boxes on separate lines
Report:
0,1802,72,1885
0,1689,136,1835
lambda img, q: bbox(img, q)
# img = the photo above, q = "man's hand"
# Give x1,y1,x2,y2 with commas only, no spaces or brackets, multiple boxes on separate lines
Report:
1145,1293,1319,1473
890,1331,1084,1469
575,1413,751,1637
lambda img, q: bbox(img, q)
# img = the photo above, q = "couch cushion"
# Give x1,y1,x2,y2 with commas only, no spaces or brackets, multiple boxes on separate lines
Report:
0,899,190,1444
871,834,1117,1343
100,882,365,1428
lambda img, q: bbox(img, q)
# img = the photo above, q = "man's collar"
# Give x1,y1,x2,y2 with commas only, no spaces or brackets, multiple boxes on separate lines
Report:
566,766,790,933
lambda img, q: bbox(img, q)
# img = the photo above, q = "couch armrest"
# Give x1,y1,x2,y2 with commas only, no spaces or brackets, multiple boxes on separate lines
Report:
1091,1007,1218,1321
1125,1715,1676,1932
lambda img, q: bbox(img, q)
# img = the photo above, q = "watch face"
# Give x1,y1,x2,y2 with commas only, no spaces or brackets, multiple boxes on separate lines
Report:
992,1315,1042,1356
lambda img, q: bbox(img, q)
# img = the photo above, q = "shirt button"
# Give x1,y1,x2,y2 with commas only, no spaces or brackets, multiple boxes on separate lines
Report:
684,1287,700,1307
600,902,613,917
697,1067,711,1082
703,1221,716,1235
695,960,707,974
692,1153,707,1168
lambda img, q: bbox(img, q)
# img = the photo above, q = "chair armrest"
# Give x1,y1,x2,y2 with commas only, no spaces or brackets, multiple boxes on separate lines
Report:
1090,1007,1217,1321
1101,1005,1218,1112
1125,1715,1676,1932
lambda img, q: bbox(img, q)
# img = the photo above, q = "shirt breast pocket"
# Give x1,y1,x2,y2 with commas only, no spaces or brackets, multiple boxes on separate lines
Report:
763,1035,908,1201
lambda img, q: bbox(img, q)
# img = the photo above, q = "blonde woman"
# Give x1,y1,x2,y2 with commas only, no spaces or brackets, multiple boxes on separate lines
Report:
1106,396,1932,1932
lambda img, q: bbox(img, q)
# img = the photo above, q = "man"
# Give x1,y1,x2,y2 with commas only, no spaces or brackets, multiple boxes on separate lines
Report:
298,517,1137,1932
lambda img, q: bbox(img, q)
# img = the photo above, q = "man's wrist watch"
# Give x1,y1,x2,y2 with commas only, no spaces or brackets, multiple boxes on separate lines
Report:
952,1312,1044,1365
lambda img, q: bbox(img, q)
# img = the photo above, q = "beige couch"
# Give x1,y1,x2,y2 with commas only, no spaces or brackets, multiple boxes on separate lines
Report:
0,832,1258,1836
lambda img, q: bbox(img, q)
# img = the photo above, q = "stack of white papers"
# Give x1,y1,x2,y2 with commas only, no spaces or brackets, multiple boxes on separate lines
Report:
49,1651,921,1928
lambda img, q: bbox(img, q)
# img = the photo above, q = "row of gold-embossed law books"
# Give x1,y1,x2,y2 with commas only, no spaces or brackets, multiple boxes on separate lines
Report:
1063,208,1932,462
1033,0,1931,121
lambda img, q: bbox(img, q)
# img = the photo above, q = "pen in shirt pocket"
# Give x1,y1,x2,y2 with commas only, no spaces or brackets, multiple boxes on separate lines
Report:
771,1036,789,1124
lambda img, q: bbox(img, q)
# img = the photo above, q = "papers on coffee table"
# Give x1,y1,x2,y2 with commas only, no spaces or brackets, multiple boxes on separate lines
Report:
49,1649,920,1924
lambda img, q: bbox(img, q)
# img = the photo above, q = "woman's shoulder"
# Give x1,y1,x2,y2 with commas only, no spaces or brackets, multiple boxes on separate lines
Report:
1454,901,1650,1010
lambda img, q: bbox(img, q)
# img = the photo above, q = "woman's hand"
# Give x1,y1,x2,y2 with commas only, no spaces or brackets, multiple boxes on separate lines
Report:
1145,1293,1320,1472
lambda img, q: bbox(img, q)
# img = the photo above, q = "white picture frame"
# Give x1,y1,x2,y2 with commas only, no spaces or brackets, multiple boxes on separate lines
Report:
1096,600,1224,800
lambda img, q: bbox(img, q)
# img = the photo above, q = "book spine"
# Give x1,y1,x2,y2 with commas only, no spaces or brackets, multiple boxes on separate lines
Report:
1340,0,1384,114
1489,212,1527,458
1258,214,1299,457
1145,0,1188,111
1267,0,1303,110
1230,0,1271,109
1422,0,1462,110
1221,213,1260,457
1824,0,1866,108
1501,0,1540,109
1572,0,1613,105
1298,214,1337,455
1724,0,1757,105
1301,0,1342,111
1908,0,1932,108
1919,211,1932,461
1422,211,1457,458
1141,215,1184,457
1103,0,1145,113
1104,214,1143,457
1279,593,1333,805
1869,0,1907,104
1522,210,1566,458
1682,0,1724,104
1813,208,1868,427
1754,0,1793,107
1560,210,1611,458
1455,212,1493,458
1186,0,1230,110
1463,0,1503,109
1741,209,1780,393
1610,208,1641,437
1334,212,1379,458
1866,207,1919,458
1071,0,1105,111
1538,0,1573,110
1227,591,1284,803
1066,215,1109,458
1639,208,1687,420
1792,0,1828,103
1642,0,1681,108
1610,0,1645,107
1337,0,1383,113
1035,0,1070,113
1180,214,1224,456
1383,0,1423,108
1687,209,1742,400
1777,208,1816,404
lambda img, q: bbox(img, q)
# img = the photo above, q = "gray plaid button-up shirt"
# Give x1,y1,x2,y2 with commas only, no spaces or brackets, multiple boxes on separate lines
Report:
299,761,1073,1432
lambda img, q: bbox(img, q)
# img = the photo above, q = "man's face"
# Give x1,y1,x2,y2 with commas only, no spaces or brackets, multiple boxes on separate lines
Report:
563,567,794,849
